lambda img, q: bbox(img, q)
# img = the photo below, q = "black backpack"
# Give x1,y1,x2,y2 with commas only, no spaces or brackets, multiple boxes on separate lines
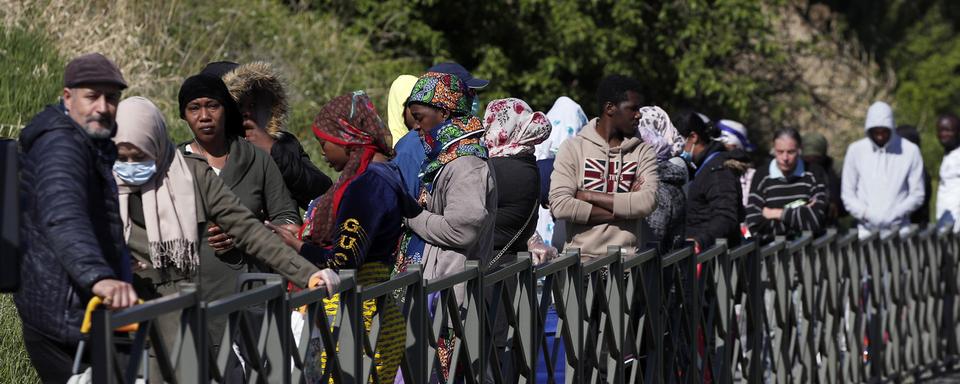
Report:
1,139,20,293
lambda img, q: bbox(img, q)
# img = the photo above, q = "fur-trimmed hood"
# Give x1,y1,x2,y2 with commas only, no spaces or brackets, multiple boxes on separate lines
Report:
222,61,289,138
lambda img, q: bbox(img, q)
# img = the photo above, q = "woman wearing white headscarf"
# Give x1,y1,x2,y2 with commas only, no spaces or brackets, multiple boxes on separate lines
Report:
637,106,689,253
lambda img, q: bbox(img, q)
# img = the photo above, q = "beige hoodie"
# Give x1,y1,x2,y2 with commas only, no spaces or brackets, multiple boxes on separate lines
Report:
549,118,658,259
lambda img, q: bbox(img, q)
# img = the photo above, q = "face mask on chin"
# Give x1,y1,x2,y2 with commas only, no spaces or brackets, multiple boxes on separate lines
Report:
114,160,157,186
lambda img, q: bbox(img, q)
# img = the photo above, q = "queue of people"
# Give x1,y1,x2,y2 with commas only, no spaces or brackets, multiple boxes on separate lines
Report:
13,51,960,383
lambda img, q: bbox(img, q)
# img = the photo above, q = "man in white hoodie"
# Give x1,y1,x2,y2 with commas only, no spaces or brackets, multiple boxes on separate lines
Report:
842,101,925,238
936,113,960,232
549,75,659,260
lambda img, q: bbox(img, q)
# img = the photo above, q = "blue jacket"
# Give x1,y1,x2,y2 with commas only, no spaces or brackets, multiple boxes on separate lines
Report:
15,103,131,343
391,130,426,199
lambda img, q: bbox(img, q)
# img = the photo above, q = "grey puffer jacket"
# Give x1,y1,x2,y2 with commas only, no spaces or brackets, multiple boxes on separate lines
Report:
16,103,130,343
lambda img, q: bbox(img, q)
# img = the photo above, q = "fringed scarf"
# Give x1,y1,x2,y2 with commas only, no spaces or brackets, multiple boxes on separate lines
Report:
114,97,200,273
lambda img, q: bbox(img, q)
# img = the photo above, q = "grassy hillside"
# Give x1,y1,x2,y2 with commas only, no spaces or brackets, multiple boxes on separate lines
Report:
1,0,422,164
0,0,423,380
0,26,63,136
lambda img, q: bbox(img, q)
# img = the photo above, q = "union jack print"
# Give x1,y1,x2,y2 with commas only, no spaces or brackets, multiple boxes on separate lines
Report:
582,157,638,193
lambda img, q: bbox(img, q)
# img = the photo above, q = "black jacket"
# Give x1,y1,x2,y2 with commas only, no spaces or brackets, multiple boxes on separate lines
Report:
270,131,332,209
685,143,750,248
490,155,540,255
15,104,130,343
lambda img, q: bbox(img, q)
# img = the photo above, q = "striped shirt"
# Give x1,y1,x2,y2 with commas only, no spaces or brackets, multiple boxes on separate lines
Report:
746,159,828,241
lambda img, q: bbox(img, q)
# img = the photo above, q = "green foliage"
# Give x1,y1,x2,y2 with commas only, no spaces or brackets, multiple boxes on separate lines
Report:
309,0,783,119
0,26,64,137
891,5,960,181
824,0,960,219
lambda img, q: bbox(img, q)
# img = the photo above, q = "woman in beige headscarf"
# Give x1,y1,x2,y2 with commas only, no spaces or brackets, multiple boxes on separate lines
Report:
112,96,334,355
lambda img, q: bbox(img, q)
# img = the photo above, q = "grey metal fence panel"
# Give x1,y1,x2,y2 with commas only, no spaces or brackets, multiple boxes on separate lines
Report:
91,283,203,384
534,250,583,384
89,227,960,383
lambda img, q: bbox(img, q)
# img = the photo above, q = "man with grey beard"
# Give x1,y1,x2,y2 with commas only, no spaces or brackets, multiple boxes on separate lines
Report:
15,52,139,383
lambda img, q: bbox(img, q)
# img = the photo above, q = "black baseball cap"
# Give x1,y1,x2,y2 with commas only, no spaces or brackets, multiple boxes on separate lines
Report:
427,62,489,89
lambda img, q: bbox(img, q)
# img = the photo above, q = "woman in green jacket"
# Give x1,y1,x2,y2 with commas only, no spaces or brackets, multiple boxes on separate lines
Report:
111,96,334,358
176,74,301,282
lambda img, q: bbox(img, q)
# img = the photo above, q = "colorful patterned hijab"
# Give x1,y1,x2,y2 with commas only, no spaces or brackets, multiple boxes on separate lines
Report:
405,72,487,190
637,105,685,162
304,91,393,244
482,98,552,158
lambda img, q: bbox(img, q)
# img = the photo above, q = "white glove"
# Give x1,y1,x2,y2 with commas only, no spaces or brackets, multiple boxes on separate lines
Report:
527,232,558,266
309,269,341,296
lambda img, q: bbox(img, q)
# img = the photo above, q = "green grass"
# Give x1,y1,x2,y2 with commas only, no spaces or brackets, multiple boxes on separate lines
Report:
3,0,428,176
0,23,58,384
0,26,64,138
0,295,38,384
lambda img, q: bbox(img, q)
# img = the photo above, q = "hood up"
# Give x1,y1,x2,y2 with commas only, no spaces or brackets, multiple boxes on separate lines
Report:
222,61,289,138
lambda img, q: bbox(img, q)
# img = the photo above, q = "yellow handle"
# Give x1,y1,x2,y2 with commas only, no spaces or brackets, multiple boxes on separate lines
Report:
80,297,144,334
296,275,325,314
309,275,323,289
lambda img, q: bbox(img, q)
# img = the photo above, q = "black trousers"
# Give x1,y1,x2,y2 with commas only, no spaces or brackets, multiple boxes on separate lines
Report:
21,322,82,384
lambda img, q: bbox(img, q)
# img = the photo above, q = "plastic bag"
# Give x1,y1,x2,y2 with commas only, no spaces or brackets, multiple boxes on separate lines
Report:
527,232,558,266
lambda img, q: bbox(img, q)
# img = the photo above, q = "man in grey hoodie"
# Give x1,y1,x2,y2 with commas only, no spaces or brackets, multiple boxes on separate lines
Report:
842,101,925,239
549,75,659,260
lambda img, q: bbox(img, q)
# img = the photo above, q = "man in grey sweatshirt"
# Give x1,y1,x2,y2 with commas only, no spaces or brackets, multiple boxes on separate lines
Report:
841,101,925,239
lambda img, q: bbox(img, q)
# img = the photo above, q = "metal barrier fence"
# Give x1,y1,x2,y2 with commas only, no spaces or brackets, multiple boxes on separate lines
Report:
89,226,960,383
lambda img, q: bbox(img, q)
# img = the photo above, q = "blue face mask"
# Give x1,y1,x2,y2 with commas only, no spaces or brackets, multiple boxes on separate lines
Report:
471,97,480,116
679,150,694,163
113,160,157,186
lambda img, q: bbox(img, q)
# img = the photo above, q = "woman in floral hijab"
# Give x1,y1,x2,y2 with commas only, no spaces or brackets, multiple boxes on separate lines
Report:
482,98,557,265
636,105,689,252
399,72,498,380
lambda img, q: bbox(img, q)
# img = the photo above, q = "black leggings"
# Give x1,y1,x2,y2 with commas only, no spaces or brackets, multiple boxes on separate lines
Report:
21,323,81,384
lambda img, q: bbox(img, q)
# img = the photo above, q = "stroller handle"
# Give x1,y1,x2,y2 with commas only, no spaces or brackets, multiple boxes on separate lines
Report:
79,297,144,334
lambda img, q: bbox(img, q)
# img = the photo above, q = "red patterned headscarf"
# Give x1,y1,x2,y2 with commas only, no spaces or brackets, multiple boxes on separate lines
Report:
304,91,393,245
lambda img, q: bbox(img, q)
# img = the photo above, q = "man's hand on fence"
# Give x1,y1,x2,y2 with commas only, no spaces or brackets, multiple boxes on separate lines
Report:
91,279,139,310
310,269,341,297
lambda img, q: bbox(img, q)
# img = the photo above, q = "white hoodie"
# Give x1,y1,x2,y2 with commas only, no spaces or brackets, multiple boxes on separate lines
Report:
842,101,925,238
